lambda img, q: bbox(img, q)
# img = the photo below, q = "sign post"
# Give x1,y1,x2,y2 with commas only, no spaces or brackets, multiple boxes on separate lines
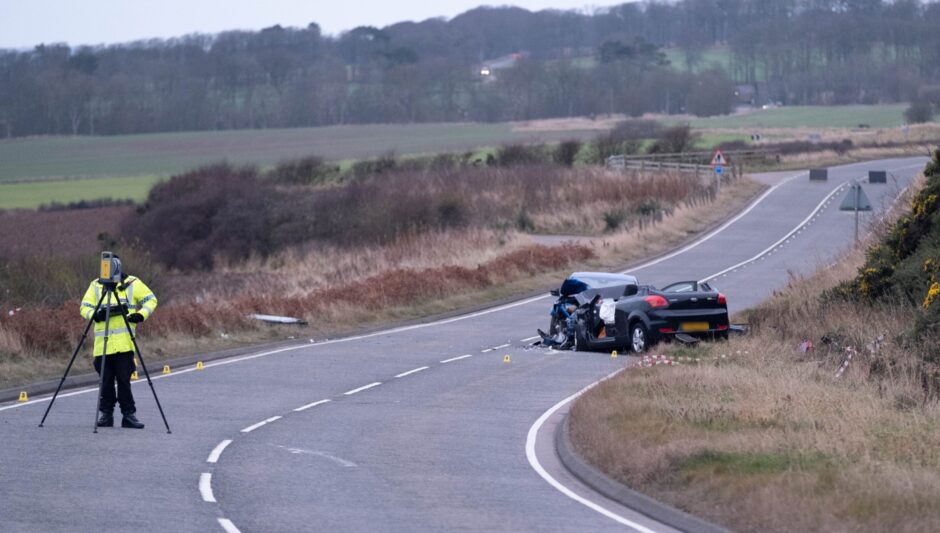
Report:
710,150,726,194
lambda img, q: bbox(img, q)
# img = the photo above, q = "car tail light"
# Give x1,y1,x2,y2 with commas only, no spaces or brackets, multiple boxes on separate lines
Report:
717,292,727,305
717,324,728,331
659,327,675,334
644,295,668,308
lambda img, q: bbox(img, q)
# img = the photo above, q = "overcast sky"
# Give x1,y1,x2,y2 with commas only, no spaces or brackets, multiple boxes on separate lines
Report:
0,1,622,49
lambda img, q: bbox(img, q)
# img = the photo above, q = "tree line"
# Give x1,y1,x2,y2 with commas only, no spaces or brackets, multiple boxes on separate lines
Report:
0,0,938,138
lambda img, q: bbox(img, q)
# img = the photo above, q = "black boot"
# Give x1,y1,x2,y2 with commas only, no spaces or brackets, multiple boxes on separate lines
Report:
121,413,145,429
97,412,114,427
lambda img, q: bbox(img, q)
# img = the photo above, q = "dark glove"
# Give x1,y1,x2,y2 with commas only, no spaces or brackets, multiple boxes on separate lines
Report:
93,308,108,322
92,305,127,322
127,313,144,324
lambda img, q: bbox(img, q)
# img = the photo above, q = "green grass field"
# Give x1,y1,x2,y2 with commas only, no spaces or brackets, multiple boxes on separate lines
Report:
0,175,162,210
0,122,593,183
663,45,735,74
671,104,909,130
0,105,915,209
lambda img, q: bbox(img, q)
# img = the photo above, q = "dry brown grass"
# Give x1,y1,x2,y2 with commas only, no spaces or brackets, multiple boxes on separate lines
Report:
0,174,764,389
570,175,940,532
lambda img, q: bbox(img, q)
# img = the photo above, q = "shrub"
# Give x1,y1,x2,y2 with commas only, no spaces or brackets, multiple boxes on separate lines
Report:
38,198,135,212
647,125,699,154
553,140,581,167
268,156,340,185
496,144,546,166
125,164,291,270
832,150,940,355
905,100,934,124
349,152,397,180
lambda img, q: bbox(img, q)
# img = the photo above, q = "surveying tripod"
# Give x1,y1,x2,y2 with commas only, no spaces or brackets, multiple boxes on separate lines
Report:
38,281,171,433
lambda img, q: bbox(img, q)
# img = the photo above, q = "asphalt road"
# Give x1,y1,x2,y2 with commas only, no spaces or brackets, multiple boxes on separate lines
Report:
0,156,926,533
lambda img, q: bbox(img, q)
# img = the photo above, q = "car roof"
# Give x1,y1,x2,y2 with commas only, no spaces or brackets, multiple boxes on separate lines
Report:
560,272,638,295
567,272,638,285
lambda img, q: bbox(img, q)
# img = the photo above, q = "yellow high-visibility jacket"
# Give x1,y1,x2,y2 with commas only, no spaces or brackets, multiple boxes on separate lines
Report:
79,276,158,356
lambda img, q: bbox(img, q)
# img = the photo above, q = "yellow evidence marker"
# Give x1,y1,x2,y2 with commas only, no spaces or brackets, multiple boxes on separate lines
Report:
130,371,139,381
503,354,511,364
18,391,28,402
162,364,171,375
196,361,204,370
611,350,618,359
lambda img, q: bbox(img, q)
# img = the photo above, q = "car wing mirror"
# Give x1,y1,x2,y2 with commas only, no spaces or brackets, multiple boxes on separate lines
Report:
623,284,638,297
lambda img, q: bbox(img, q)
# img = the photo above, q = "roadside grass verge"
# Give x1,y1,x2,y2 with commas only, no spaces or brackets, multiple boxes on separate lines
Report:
0,175,764,389
569,175,940,532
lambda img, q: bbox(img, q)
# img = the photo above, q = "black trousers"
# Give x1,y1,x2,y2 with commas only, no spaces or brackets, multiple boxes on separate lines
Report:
93,351,136,415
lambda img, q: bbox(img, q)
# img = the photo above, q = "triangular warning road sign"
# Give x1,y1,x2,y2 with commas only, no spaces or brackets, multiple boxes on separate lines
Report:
840,182,872,211
710,150,727,166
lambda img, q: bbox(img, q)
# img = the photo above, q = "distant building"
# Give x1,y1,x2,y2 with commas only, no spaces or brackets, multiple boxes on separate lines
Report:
477,52,529,81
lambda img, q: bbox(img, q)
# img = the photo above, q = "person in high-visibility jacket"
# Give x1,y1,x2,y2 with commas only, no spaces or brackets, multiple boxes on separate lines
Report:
80,264,157,429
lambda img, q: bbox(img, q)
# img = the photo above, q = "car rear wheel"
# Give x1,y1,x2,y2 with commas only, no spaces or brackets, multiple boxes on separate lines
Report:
630,322,649,353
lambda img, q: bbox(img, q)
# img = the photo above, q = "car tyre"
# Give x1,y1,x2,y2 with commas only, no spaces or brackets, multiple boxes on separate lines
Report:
630,322,649,353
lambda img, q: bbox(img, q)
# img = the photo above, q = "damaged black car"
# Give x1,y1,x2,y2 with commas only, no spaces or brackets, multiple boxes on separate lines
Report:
540,272,730,352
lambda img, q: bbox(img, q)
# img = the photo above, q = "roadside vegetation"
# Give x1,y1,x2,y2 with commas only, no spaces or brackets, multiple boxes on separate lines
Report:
570,152,940,532
0,146,764,388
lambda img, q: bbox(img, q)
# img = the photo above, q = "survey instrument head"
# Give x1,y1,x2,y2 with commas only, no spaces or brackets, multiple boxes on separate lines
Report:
98,251,123,285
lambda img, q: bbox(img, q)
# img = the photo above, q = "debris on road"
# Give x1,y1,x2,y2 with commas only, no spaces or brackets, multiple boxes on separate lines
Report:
248,313,309,325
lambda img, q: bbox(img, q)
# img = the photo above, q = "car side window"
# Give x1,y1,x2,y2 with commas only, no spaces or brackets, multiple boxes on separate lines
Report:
662,282,695,293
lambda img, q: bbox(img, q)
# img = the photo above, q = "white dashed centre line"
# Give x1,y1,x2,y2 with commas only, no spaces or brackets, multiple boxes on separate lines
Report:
207,440,233,464
217,518,242,533
199,473,216,503
493,343,511,349
395,366,429,378
240,416,282,433
293,399,331,412
440,354,473,364
520,335,540,342
344,382,382,395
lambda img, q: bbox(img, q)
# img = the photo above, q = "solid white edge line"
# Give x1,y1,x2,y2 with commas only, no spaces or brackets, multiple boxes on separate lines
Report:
526,368,658,533
207,439,233,464
395,366,429,378
440,354,473,364
293,399,331,412
218,518,241,533
4,160,925,414
199,472,216,503
240,416,281,433
343,382,382,395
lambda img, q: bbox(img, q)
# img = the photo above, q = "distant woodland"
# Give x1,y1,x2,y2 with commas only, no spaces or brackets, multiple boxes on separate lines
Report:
1,0,939,137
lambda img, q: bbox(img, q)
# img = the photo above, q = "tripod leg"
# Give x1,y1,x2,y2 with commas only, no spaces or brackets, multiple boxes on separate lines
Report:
92,289,115,434
39,290,108,427
119,303,172,434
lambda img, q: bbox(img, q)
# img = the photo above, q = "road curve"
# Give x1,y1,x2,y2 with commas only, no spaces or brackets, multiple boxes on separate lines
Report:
0,156,925,533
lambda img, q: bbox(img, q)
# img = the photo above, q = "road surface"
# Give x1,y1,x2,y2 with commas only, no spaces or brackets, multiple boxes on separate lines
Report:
0,157,925,533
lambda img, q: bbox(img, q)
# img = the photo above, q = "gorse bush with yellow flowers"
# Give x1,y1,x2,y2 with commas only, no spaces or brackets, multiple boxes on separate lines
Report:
833,149,940,354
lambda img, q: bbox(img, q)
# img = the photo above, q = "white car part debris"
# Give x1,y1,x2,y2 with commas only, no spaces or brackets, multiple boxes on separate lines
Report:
599,299,616,325
248,314,309,325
